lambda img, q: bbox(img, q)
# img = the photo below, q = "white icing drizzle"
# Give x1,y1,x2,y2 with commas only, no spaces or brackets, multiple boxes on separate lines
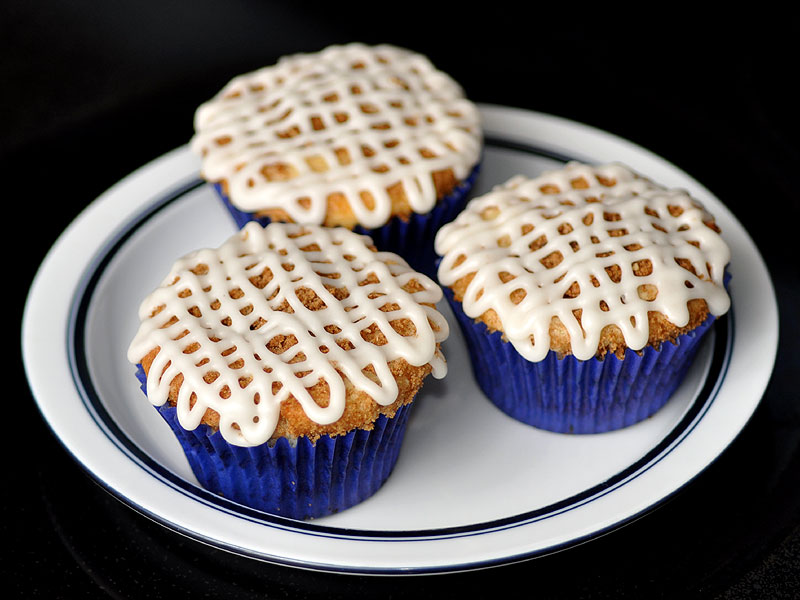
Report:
190,43,482,228
435,162,731,361
128,222,449,446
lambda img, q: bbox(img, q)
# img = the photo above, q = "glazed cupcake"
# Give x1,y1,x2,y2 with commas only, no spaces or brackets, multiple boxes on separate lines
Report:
435,162,731,434
128,222,448,519
189,43,482,278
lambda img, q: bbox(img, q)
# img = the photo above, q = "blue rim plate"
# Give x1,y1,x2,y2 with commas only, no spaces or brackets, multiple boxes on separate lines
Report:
21,105,778,574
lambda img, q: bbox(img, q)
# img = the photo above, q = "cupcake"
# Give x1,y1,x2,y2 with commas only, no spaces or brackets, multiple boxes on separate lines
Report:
128,222,449,519
189,42,482,278
435,162,731,434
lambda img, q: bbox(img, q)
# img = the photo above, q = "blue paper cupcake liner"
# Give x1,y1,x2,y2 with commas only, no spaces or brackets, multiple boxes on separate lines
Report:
212,163,480,279
443,288,718,434
135,365,411,520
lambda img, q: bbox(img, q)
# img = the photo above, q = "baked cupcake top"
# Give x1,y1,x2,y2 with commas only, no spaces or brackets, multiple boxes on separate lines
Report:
128,222,449,446
435,162,731,361
190,43,482,229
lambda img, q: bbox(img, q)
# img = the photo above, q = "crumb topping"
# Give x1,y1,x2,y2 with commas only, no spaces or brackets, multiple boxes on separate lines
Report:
191,43,482,228
129,222,448,445
435,162,730,360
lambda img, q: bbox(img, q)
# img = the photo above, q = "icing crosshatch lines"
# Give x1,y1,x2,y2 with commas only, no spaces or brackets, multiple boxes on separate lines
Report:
128,222,449,446
436,163,731,361
191,43,482,228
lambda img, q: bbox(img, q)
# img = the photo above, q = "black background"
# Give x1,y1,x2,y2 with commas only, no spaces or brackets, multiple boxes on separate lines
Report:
6,2,800,598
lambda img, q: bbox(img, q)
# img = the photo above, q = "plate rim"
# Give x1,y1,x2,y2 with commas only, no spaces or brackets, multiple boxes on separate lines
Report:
22,104,779,574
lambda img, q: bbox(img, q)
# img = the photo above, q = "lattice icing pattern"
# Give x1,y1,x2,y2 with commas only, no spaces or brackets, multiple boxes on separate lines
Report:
435,162,731,361
128,222,449,446
190,43,482,228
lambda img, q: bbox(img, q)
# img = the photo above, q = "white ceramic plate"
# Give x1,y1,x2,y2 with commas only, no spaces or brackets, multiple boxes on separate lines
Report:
22,105,778,574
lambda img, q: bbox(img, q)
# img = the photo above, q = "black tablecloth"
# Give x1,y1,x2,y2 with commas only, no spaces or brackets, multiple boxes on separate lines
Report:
6,3,799,598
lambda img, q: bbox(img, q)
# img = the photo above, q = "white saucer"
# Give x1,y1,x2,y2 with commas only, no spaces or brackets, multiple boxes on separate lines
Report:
22,105,778,574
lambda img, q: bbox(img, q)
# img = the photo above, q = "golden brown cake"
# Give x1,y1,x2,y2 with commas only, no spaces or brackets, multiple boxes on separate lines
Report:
435,161,731,433
129,221,448,518
190,43,482,230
